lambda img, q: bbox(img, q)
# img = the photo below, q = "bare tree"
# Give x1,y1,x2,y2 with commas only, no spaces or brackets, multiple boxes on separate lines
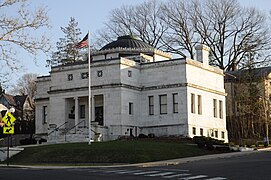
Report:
10,73,38,101
97,0,271,71
161,0,198,58
95,0,167,49
189,0,271,70
0,0,50,71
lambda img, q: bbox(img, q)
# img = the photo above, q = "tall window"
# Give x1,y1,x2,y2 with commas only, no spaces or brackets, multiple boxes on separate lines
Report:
191,93,195,113
173,93,178,113
148,96,154,115
213,99,217,117
198,95,202,115
219,100,223,119
129,102,133,115
43,106,48,124
159,95,167,114
80,105,86,118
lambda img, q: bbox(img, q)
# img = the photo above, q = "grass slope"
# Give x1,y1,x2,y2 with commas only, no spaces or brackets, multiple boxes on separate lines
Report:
7,140,218,165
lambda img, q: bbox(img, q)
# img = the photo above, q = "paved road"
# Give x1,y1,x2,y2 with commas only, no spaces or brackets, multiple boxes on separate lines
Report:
171,151,271,179
0,151,270,180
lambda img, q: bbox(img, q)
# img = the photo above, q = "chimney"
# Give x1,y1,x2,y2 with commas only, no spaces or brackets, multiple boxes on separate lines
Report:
195,44,210,67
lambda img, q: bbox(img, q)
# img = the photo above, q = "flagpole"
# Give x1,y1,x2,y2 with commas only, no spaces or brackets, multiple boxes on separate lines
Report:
88,31,92,145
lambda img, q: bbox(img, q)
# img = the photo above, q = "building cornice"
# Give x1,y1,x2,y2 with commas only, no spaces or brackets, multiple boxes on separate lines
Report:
187,83,227,96
47,82,226,96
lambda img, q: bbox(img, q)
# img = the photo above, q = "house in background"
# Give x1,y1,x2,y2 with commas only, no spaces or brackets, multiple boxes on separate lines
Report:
35,35,228,143
0,91,35,136
225,67,271,143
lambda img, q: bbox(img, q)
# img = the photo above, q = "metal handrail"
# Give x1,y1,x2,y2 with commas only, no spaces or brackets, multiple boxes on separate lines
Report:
65,120,100,136
64,120,87,142
65,120,86,134
48,121,68,135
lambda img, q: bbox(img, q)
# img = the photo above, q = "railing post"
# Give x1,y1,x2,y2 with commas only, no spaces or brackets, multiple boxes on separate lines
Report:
64,129,66,142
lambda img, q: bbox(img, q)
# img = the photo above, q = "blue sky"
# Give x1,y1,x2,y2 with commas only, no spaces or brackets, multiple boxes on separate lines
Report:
6,0,271,89
18,0,147,76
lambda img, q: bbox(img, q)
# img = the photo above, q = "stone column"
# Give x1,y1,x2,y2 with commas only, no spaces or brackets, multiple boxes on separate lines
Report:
74,97,79,130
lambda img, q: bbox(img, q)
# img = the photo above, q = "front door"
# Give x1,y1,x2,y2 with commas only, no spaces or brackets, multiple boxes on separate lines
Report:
95,106,103,126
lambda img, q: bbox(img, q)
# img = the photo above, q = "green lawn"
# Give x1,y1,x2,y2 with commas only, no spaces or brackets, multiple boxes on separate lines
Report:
6,139,220,165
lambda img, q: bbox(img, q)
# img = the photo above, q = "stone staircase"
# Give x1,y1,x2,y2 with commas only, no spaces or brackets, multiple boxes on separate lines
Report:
46,122,104,144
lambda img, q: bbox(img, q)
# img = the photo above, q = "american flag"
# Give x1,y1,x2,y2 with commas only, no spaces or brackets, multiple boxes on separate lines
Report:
75,33,88,48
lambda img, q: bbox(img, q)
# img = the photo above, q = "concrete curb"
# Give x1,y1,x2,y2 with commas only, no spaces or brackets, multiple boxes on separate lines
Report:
0,150,261,169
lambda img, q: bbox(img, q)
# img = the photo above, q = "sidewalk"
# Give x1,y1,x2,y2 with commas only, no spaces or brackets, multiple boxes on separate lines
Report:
0,149,263,169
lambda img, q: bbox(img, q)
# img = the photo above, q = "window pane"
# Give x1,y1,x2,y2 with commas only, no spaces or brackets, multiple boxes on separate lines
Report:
213,99,217,117
219,100,223,119
43,106,47,124
129,102,133,115
160,105,167,114
191,94,195,113
149,96,154,105
149,96,154,115
160,95,167,114
160,95,167,104
198,95,202,115
173,93,178,113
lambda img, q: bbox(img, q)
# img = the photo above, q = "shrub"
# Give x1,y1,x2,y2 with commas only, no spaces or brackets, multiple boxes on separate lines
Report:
138,134,148,138
193,136,228,150
20,138,37,145
193,136,207,148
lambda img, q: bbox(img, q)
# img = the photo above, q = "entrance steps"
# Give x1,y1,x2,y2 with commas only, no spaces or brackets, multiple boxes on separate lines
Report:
46,125,103,144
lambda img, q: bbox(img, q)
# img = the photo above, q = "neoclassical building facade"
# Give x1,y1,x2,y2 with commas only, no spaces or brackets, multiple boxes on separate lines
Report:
35,35,228,142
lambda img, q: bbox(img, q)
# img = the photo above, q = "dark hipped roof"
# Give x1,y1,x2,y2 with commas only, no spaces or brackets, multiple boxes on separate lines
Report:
225,66,271,81
100,35,153,51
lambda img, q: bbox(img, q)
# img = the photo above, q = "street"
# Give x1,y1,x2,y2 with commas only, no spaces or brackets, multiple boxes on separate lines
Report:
0,151,270,180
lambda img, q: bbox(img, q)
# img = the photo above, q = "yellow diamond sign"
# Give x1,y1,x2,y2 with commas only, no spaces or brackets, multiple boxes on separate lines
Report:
2,112,16,127
3,126,14,134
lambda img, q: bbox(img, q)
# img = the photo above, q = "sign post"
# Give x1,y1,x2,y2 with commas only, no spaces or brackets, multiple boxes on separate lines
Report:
6,135,10,166
1,111,16,166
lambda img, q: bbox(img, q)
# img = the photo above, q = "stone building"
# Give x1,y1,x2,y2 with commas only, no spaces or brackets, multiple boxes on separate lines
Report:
35,35,228,142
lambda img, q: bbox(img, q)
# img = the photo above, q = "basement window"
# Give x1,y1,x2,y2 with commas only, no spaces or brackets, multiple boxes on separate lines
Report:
192,127,196,135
